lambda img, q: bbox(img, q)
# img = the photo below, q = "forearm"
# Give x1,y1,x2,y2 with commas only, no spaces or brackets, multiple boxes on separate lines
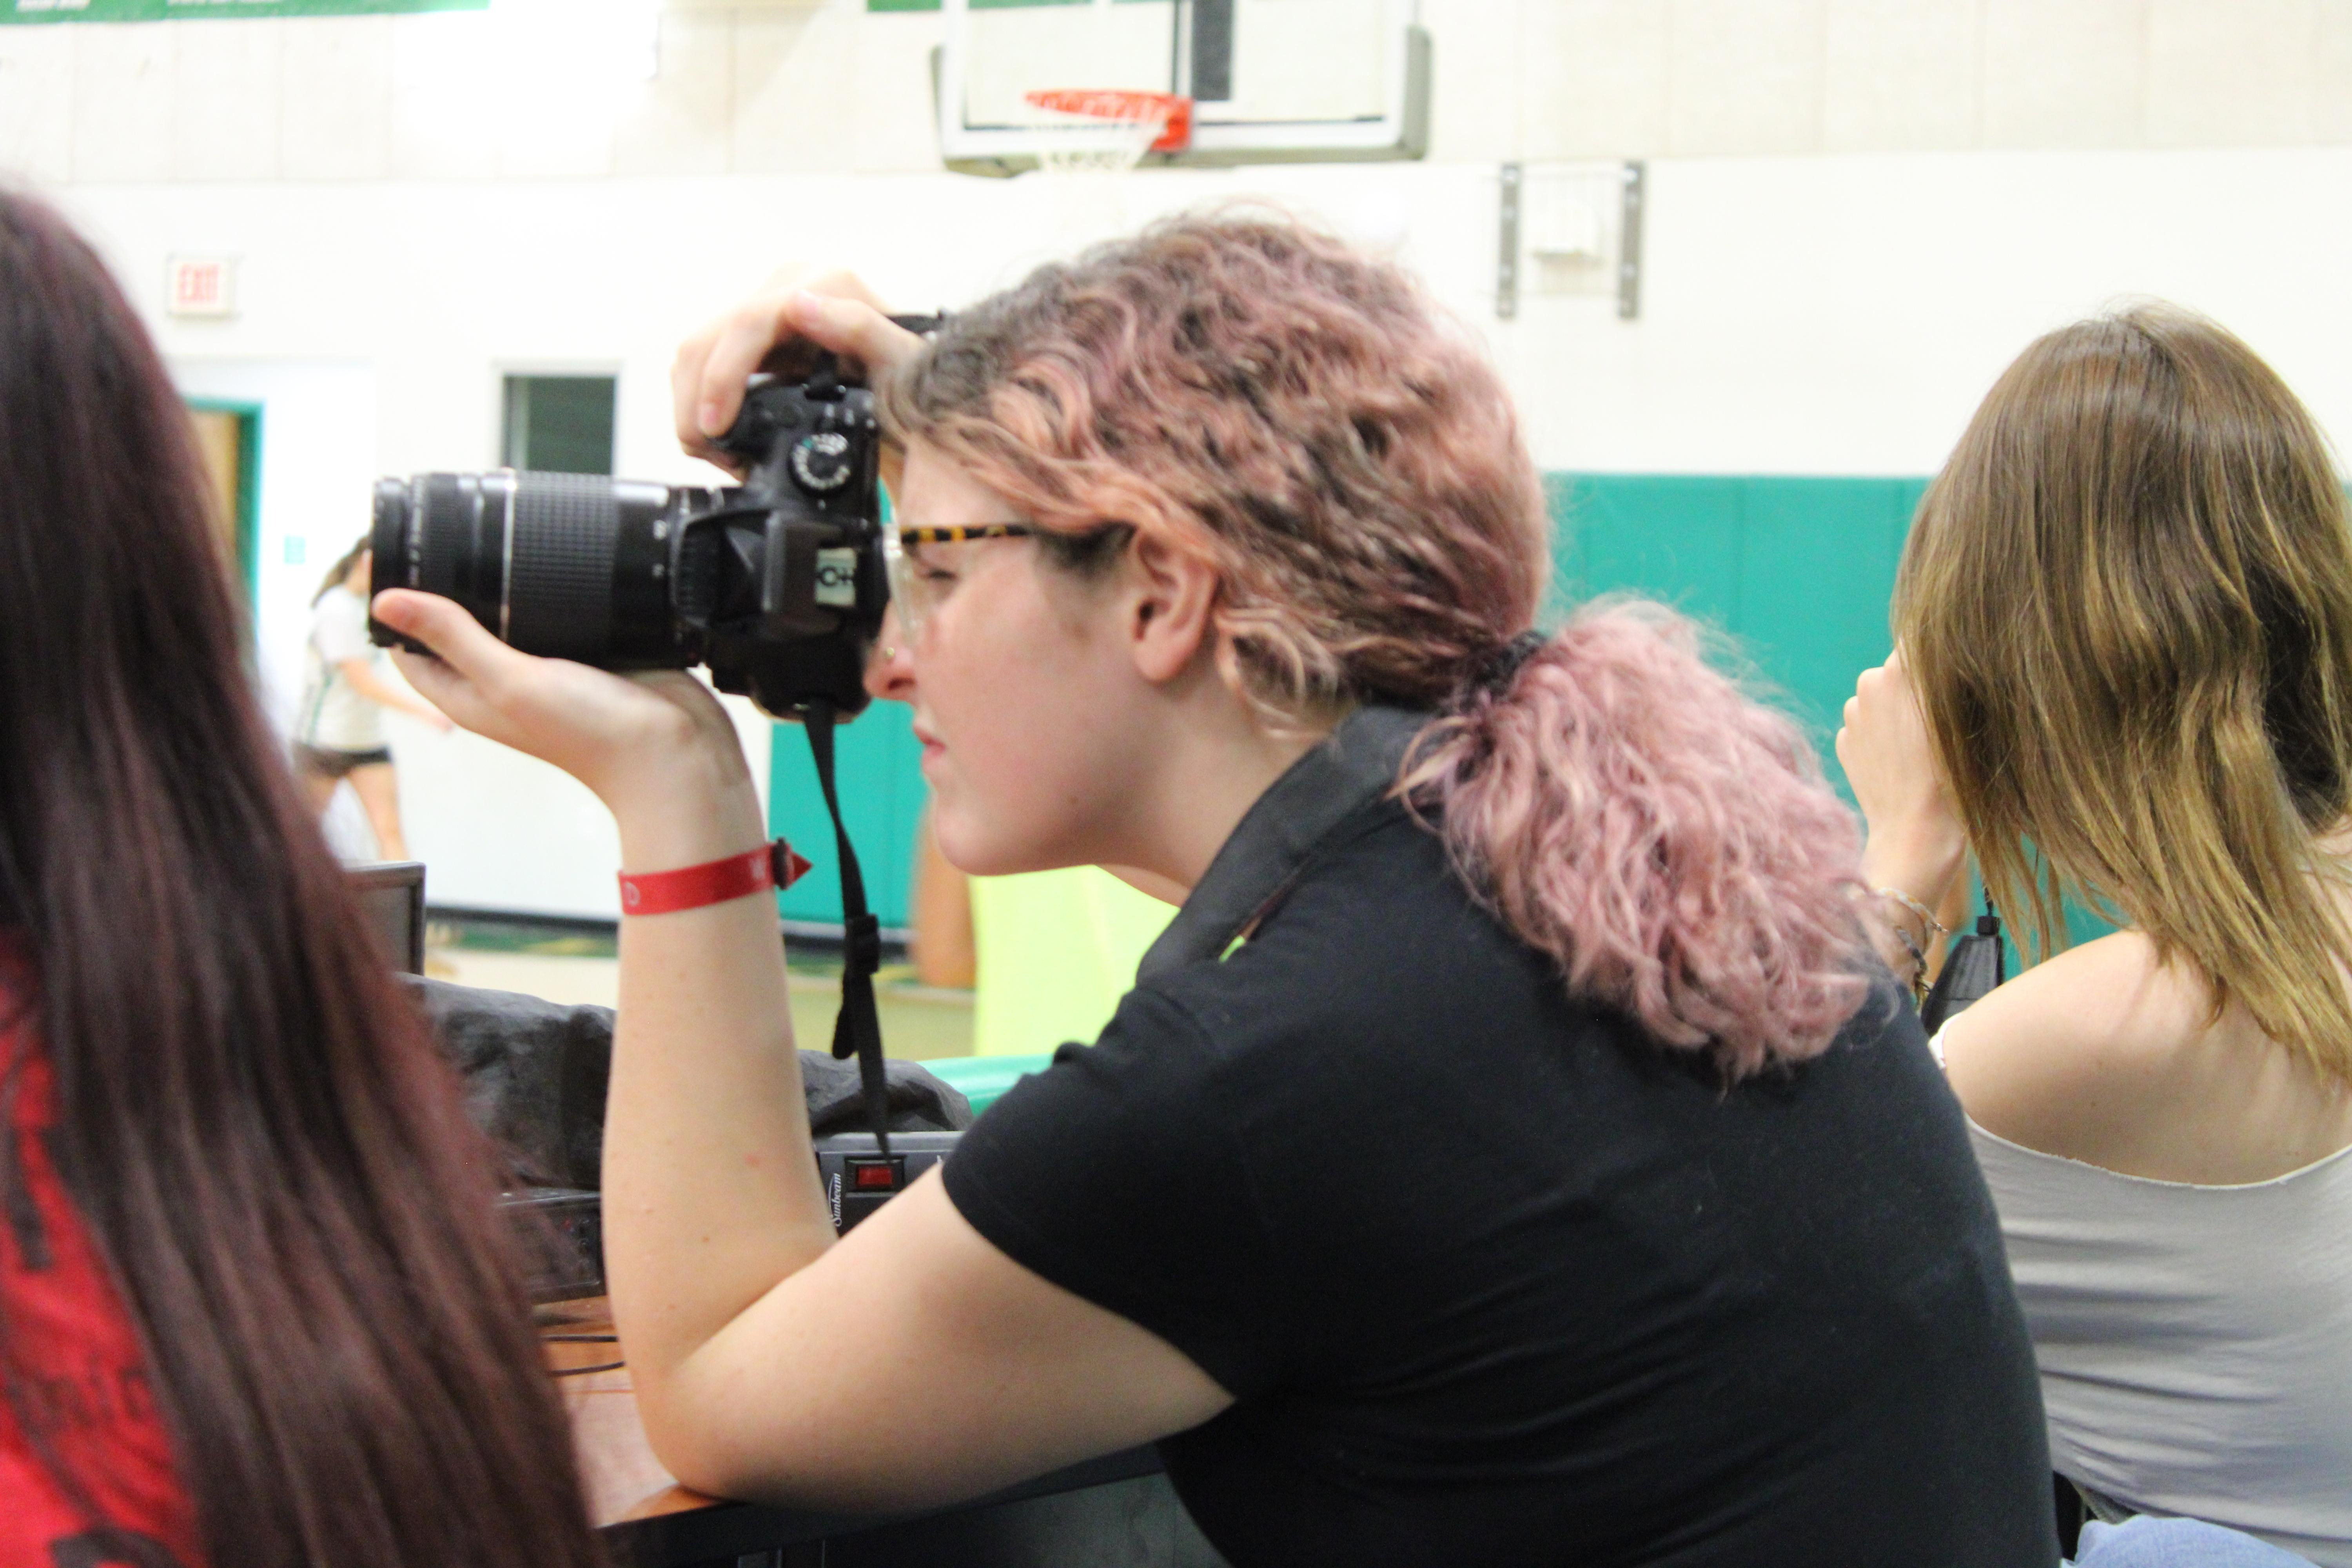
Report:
601,758,836,1401
1924,869,1973,983
343,663,443,725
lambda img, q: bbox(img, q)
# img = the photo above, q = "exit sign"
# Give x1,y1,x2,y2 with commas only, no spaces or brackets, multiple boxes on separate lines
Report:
167,255,238,319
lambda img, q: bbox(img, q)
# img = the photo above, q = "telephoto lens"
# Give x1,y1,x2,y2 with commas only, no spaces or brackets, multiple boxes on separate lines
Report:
369,471,700,668
376,363,908,1154
368,369,889,722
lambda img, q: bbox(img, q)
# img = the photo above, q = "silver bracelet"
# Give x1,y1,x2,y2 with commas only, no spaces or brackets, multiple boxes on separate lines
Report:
1874,886,1949,939
1883,915,1927,1000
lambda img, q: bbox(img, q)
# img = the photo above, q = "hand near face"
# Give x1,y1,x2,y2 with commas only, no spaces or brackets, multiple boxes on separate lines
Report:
1837,650,1968,905
671,266,928,480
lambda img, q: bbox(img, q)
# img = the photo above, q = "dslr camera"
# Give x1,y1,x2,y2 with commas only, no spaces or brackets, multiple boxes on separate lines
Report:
369,348,908,720
370,341,933,1150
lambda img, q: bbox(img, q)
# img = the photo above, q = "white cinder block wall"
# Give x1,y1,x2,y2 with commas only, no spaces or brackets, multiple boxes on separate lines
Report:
5,0,2350,916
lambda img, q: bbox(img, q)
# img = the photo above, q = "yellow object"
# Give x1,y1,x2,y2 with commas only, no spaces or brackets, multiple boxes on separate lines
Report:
970,867,1178,1056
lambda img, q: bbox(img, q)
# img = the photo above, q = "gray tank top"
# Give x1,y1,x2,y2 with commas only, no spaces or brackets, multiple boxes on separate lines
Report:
1965,1116,2352,1567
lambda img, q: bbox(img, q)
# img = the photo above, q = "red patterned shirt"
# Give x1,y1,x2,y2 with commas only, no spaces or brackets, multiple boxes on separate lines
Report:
0,981,204,1568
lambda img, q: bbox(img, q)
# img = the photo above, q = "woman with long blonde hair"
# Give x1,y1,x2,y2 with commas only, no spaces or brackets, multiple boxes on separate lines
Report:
1842,303,2352,1564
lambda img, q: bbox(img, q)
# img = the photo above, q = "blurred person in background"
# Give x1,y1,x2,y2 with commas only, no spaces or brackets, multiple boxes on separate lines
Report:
867,606,980,991
294,535,450,861
1843,305,2352,1566
0,192,608,1568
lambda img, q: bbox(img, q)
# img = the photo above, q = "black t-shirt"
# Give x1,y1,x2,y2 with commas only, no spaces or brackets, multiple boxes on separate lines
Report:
942,721,2055,1568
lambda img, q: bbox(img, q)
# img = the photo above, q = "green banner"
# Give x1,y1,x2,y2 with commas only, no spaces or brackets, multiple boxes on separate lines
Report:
2,0,488,22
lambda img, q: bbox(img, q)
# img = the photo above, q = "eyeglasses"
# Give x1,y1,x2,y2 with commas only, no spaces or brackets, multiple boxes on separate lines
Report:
883,523,1036,639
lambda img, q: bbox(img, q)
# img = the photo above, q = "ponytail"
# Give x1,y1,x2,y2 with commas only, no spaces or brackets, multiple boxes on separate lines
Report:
1403,601,1871,1077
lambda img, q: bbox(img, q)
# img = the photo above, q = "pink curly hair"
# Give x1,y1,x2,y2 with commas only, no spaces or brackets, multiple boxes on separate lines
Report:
884,211,1869,1074
1402,603,1869,1075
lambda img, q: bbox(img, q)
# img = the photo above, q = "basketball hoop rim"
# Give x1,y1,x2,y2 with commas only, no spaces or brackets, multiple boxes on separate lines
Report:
1021,88,1194,156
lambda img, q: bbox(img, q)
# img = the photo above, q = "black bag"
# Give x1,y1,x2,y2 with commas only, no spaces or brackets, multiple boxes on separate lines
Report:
1920,902,2004,1036
403,977,974,1192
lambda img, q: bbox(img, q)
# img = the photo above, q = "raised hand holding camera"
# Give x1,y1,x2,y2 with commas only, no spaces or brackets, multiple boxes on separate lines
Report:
678,281,922,459
371,283,933,1152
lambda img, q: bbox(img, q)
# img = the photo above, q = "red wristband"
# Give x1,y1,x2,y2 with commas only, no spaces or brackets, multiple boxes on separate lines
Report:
617,839,814,916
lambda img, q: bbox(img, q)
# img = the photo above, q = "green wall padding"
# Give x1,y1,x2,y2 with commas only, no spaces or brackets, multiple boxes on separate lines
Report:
1552,473,1928,777
769,700,926,928
926,1052,1056,1113
772,472,1933,925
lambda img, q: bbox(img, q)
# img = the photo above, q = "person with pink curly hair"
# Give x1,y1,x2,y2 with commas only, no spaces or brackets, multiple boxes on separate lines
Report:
377,213,2058,1565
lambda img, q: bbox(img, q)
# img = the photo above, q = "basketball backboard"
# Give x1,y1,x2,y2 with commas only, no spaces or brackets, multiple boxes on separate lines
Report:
935,0,1429,178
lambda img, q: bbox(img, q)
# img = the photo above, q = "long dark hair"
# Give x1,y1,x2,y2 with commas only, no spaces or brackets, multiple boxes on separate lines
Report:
0,197,607,1564
314,533,370,605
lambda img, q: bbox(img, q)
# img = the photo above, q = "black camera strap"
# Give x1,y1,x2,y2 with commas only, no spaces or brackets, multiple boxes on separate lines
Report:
800,701,890,1156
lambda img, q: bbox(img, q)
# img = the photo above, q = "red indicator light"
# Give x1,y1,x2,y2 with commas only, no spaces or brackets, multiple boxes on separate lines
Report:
849,1160,900,1191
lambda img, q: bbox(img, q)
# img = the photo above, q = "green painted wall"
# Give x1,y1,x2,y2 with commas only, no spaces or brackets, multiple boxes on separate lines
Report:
772,472,1930,926
769,699,927,929
1552,473,1927,774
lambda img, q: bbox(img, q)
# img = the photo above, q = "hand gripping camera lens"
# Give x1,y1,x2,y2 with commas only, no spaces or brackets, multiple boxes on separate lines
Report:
791,431,855,494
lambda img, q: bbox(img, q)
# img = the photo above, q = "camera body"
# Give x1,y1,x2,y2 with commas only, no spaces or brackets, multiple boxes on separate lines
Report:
370,364,887,722
378,345,927,1147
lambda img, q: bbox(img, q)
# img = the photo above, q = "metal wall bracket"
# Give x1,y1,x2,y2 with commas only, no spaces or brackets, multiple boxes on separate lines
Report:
1499,159,1644,320
1496,162,1523,320
1618,160,1645,321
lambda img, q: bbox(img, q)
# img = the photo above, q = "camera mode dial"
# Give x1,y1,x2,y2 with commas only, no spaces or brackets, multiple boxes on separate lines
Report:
791,431,855,495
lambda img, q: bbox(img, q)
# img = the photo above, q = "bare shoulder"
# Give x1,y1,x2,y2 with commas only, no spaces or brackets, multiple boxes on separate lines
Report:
1938,929,2214,1164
